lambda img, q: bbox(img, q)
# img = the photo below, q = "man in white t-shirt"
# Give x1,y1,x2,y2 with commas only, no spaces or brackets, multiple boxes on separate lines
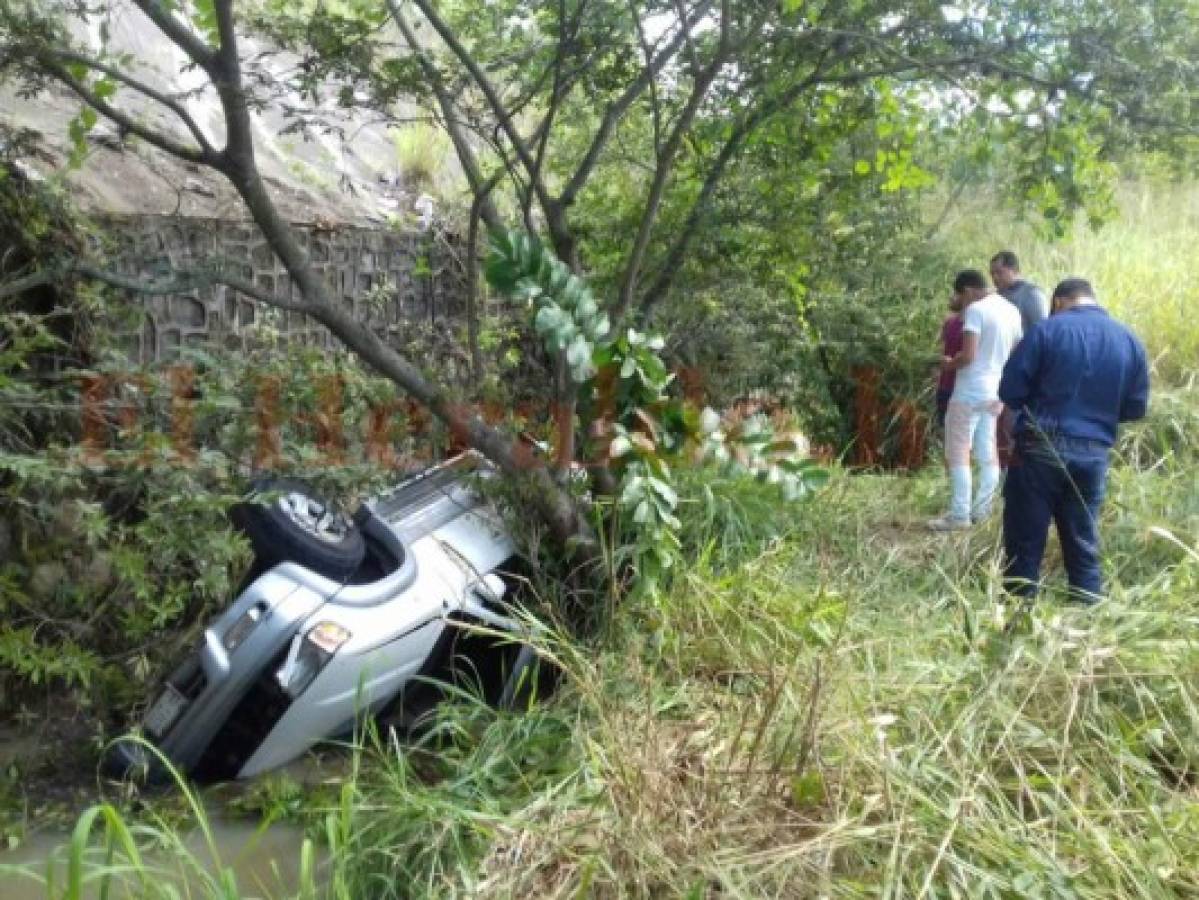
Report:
929,269,1023,530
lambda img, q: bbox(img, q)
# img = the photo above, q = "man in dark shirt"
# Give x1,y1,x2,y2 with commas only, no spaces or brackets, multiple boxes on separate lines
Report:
991,251,1048,469
990,251,1049,334
998,278,1150,603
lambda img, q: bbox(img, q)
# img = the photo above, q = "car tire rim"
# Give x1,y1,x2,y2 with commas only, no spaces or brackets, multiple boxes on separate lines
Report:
278,492,351,543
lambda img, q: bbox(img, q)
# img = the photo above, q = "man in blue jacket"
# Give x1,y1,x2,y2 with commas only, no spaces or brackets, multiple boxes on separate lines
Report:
998,278,1150,603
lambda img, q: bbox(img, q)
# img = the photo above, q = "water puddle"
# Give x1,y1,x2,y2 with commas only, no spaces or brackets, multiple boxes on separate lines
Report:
0,816,314,899
0,730,337,899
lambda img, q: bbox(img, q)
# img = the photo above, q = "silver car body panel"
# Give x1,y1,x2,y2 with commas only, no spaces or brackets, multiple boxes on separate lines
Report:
240,505,517,776
152,570,326,772
141,453,524,779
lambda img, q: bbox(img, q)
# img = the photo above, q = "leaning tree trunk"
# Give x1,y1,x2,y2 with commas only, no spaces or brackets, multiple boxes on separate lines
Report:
204,43,603,569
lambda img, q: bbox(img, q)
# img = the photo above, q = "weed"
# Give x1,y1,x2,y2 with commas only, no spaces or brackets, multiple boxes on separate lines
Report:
391,124,453,196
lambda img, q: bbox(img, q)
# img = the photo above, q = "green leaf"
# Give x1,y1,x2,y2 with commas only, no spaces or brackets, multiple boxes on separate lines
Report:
647,478,677,508
93,77,118,102
619,475,644,505
192,0,220,44
534,305,564,335
565,334,591,369
553,322,576,352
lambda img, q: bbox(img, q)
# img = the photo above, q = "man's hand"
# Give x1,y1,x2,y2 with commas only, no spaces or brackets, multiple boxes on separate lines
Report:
944,331,980,372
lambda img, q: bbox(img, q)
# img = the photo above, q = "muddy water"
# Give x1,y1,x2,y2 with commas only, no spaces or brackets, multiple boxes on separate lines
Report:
0,817,316,899
0,733,331,899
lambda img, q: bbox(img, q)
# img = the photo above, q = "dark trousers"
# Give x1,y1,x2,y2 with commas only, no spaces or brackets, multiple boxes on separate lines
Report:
1003,439,1109,603
935,388,952,429
997,406,1015,469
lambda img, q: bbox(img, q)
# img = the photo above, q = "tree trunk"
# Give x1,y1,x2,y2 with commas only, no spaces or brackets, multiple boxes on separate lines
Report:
216,114,599,566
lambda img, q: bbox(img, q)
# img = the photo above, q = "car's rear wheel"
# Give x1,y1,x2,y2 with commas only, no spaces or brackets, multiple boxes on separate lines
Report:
229,478,365,581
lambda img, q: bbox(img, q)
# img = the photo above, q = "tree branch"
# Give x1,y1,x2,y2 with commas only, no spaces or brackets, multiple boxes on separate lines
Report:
524,0,573,227
559,0,713,207
631,2,665,156
67,261,311,313
0,269,52,302
42,60,212,165
387,0,503,232
212,0,240,69
611,0,734,323
10,0,599,565
128,0,217,71
206,0,256,176
409,0,554,217
47,48,218,159
0,257,307,312
638,46,838,319
633,34,1030,319
466,172,504,385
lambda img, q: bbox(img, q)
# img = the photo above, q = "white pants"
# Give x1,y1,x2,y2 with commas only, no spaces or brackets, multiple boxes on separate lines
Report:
944,399,1002,522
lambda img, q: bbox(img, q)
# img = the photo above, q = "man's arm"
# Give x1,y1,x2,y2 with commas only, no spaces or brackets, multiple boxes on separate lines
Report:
1119,337,1151,422
999,327,1041,410
943,331,978,371
943,304,980,371
1027,285,1049,328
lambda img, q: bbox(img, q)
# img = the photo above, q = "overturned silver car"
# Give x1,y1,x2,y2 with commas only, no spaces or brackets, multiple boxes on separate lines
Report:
108,453,546,782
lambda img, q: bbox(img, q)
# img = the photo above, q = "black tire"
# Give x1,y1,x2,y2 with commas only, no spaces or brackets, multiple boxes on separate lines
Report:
229,478,365,581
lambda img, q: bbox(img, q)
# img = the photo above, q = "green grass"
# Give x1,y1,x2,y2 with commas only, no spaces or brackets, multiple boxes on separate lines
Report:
13,173,1199,894
391,123,454,196
276,396,1193,897
15,391,1198,897
447,441,1199,896
938,179,1199,388
0,740,323,898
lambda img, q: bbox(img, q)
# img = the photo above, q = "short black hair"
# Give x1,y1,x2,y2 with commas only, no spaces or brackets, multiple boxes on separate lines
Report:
1051,277,1095,302
953,269,988,292
991,250,1020,271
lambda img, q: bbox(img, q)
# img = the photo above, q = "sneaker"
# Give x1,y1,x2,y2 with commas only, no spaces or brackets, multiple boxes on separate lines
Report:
928,515,971,532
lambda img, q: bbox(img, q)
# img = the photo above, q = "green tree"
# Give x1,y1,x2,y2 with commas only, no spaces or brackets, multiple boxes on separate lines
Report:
2,0,1197,571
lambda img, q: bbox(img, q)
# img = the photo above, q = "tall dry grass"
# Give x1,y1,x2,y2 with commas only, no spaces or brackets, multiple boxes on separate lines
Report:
458,459,1199,897
12,177,1199,898
937,179,1199,387
13,409,1197,897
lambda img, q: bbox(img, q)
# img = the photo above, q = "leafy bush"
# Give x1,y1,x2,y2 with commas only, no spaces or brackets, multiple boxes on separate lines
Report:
0,340,413,721
0,159,413,720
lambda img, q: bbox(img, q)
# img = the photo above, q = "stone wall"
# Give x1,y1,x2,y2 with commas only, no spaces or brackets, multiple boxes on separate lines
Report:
103,215,467,364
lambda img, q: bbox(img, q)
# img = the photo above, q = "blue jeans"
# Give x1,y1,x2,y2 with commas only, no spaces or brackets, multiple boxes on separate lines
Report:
1003,437,1109,603
945,399,1001,522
